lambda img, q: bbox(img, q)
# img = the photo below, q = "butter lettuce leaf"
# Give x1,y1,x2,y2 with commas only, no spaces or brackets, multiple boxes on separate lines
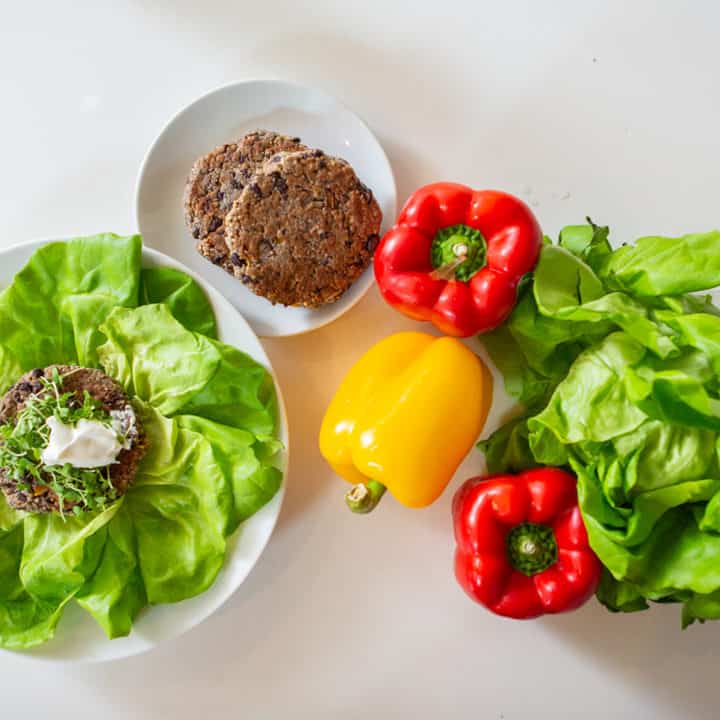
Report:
75,503,146,639
176,415,282,532
0,503,119,649
140,267,217,338
599,230,720,297
127,403,229,602
20,504,120,603
0,234,142,391
478,414,537,475
98,304,277,437
0,524,67,649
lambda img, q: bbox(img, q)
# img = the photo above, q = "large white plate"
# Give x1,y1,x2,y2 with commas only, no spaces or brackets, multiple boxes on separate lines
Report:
135,79,397,337
0,239,288,663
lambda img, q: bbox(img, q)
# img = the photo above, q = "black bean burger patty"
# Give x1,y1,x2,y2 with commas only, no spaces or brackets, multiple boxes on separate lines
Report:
0,365,147,514
183,130,307,274
224,149,382,307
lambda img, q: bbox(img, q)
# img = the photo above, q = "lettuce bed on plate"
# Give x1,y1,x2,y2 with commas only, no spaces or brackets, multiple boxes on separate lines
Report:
0,234,282,649
481,221,720,626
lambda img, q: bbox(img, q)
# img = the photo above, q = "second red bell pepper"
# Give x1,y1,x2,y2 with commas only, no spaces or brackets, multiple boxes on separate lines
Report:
452,467,602,619
374,183,542,337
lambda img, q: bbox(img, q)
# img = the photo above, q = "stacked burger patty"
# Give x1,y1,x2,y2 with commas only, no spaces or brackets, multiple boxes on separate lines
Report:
183,130,382,308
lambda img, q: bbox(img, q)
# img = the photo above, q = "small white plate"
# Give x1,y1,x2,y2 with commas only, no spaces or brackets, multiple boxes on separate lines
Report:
135,80,397,337
0,238,288,663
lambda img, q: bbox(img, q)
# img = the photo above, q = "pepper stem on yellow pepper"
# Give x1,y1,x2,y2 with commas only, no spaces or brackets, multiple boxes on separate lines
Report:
345,480,387,513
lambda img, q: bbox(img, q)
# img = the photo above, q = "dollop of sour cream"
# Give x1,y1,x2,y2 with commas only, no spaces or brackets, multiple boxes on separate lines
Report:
40,417,123,469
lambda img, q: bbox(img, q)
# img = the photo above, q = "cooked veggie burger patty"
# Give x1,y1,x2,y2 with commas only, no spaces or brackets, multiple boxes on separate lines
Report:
0,365,147,514
224,149,382,307
183,130,306,273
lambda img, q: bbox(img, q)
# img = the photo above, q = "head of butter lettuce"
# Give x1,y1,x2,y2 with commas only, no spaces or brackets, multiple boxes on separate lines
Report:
0,234,282,649
480,221,720,627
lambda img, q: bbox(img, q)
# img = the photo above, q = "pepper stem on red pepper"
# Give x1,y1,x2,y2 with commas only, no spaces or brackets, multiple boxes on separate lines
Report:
506,522,558,576
345,480,387,513
430,224,486,282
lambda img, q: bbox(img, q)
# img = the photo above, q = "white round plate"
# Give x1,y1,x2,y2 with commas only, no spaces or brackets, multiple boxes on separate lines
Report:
135,80,397,337
0,238,288,663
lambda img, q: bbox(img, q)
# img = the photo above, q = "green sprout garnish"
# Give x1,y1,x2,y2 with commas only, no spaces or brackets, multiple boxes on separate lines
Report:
0,368,121,516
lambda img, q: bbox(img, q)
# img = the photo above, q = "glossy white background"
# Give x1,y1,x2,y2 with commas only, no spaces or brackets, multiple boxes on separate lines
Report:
1,1,719,717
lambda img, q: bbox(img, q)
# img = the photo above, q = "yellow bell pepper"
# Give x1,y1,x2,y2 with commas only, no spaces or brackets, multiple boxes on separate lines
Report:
319,332,493,512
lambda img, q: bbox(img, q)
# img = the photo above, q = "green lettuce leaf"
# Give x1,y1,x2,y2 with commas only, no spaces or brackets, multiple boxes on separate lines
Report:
20,503,120,603
558,218,612,272
534,247,676,358
478,414,537,475
0,502,119,649
127,403,229,603
140,267,217,338
529,333,648,447
482,241,674,408
667,313,720,376
98,304,277,437
482,287,606,409
75,503,146,639
0,525,66,649
0,494,22,532
176,415,282,533
682,590,720,628
0,234,141,390
600,230,720,296
595,570,649,614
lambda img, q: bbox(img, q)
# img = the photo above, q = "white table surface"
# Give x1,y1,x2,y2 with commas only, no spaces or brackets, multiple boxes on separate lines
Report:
2,1,719,717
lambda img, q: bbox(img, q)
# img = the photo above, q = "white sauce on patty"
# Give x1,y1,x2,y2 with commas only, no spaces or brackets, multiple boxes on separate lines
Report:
40,417,124,468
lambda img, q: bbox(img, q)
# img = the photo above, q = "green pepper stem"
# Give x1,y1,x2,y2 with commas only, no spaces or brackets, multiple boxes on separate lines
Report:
345,480,387,514
430,243,468,280
430,224,486,282
506,522,558,576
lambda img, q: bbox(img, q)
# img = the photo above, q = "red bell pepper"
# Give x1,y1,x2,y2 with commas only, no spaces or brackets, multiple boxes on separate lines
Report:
374,183,542,337
452,467,602,619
